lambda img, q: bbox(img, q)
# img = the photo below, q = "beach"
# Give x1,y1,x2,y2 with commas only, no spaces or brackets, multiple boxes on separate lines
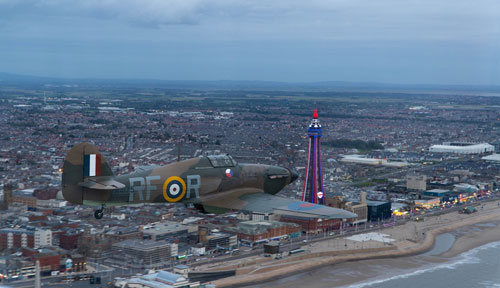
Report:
208,200,500,287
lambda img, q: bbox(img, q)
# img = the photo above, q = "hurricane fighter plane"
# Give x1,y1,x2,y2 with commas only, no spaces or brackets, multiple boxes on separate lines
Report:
62,143,356,220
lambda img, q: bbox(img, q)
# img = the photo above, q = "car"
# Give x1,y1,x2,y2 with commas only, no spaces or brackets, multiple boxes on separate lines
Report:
329,232,335,236
303,240,308,243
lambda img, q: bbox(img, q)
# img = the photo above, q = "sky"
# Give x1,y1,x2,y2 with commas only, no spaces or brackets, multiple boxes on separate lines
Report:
0,0,499,85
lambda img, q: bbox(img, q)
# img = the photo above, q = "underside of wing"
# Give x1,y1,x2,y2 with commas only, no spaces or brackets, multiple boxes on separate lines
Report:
239,193,357,219
201,191,357,219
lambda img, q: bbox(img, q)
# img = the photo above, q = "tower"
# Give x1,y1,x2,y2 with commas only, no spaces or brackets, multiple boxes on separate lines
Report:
301,109,325,204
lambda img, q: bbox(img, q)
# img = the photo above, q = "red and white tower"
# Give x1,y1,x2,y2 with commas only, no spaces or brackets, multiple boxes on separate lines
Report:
301,109,325,204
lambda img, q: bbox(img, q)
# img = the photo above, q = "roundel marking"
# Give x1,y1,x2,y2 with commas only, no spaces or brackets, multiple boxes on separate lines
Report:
162,176,186,202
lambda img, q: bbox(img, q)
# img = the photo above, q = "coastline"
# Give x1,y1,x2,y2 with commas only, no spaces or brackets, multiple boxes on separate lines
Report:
250,222,500,288
440,221,500,258
210,200,500,287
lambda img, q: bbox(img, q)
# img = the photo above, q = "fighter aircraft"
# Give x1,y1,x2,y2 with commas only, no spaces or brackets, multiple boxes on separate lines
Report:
62,143,356,220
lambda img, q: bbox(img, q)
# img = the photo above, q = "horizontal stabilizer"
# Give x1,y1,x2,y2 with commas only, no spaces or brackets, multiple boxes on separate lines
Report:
78,177,125,190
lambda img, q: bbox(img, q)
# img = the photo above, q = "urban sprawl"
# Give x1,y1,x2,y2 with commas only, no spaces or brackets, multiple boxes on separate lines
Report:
0,86,499,287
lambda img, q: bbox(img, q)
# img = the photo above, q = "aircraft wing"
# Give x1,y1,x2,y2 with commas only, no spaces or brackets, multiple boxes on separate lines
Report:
239,193,357,219
202,191,357,219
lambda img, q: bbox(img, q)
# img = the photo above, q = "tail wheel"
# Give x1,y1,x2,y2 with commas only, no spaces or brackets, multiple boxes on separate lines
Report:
94,209,104,219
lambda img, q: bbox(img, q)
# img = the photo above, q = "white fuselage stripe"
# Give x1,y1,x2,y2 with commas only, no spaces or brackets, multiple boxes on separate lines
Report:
89,154,96,176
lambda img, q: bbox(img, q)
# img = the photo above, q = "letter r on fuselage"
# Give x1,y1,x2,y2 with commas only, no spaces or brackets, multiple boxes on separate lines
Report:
129,177,145,202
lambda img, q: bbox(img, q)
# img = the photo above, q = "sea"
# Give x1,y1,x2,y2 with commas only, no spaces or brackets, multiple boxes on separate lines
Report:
250,234,500,288
347,239,500,288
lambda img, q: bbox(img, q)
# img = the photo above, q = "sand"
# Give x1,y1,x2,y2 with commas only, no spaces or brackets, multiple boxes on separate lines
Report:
441,221,500,258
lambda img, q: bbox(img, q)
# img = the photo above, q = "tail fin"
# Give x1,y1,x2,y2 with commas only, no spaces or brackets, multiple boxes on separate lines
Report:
62,143,113,204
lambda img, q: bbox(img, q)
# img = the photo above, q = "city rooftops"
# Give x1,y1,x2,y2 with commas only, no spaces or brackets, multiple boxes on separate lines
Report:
225,220,299,235
126,270,190,287
152,270,186,284
426,189,450,193
366,200,390,206
0,227,35,235
113,239,171,250
142,222,188,236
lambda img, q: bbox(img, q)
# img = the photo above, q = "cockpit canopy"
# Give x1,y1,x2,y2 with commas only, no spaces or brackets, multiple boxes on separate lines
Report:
207,155,237,167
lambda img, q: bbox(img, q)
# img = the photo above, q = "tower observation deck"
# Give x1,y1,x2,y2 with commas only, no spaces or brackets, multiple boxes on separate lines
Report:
301,109,325,204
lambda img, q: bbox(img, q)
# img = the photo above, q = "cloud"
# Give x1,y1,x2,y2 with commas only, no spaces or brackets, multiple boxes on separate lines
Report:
0,0,499,84
2,0,498,42
0,0,206,26
0,1,498,34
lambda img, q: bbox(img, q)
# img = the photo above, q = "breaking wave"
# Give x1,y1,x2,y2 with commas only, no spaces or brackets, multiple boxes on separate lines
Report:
345,241,500,288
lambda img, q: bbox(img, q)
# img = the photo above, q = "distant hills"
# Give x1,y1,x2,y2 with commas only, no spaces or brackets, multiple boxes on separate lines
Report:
1,72,499,94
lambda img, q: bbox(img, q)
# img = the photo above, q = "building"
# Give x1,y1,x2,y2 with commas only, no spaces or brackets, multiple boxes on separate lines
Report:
0,228,35,250
119,270,201,288
67,253,87,272
414,197,441,208
21,247,62,275
340,155,382,166
0,257,36,280
407,174,427,191
301,109,325,204
482,154,500,162
12,191,37,208
77,230,111,258
59,230,82,250
429,143,494,154
0,183,13,210
225,220,300,244
34,229,52,248
341,155,408,167
173,264,189,277
205,233,237,250
366,201,391,221
111,239,173,270
279,215,342,233
251,212,277,221
327,192,368,225
105,226,142,243
424,189,450,200
142,221,189,243
263,241,280,254
36,199,67,209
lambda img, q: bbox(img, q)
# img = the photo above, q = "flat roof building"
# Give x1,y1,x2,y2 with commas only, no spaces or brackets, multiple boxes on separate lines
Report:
111,239,173,270
366,200,392,221
429,143,494,154
225,221,300,244
122,270,201,288
142,222,189,242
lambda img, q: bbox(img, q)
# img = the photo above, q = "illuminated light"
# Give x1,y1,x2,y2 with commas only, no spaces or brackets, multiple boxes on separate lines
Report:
300,203,315,208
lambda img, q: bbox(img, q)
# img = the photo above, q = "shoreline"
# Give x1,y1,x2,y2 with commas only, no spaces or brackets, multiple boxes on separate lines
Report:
211,201,500,287
440,221,500,258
